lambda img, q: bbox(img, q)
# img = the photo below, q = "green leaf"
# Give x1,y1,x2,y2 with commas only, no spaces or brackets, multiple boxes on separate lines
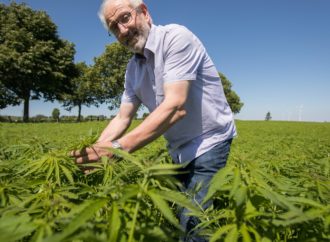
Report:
255,186,298,211
0,212,37,242
137,226,175,242
44,198,107,242
261,237,272,242
325,214,330,230
225,225,238,242
109,202,121,242
273,207,327,226
109,148,144,170
59,164,74,184
286,196,325,209
22,161,44,177
156,190,200,214
55,160,61,185
147,190,181,229
240,224,252,242
233,185,247,207
247,226,262,242
118,185,140,203
46,162,55,180
210,224,235,242
146,163,183,172
58,190,79,200
229,167,241,198
147,163,183,169
148,170,184,176
203,166,233,204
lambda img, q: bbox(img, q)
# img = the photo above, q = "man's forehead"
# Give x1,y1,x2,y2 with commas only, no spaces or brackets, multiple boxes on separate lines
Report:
104,1,132,21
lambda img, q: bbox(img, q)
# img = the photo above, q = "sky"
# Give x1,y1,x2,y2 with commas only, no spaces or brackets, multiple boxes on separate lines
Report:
1,0,330,122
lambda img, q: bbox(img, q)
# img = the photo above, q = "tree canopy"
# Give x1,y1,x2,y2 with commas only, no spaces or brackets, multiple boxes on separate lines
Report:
219,72,244,114
60,43,133,122
52,108,60,122
0,2,77,121
0,82,19,109
90,42,133,110
61,62,97,122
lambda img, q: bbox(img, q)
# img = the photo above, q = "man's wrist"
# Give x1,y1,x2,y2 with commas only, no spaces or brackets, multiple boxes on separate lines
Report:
111,140,122,150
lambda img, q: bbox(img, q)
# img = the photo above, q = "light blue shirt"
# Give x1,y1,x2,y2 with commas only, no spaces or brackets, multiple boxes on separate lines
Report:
122,24,237,163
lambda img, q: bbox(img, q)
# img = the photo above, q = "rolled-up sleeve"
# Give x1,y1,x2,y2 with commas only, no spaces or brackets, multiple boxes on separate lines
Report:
163,26,204,83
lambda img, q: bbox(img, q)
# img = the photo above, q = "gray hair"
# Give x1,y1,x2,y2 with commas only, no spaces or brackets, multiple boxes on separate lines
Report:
98,0,144,30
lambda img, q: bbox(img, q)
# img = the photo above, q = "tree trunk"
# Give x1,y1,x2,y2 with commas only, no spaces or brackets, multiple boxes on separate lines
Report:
23,94,30,122
77,104,82,122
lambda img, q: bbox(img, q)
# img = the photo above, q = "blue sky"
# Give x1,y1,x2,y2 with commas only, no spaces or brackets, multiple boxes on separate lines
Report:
1,0,329,122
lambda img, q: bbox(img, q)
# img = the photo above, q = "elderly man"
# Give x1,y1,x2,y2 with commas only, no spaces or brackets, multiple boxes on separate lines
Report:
72,0,237,240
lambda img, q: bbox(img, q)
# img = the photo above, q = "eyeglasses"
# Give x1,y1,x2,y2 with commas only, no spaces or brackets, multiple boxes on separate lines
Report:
107,7,139,37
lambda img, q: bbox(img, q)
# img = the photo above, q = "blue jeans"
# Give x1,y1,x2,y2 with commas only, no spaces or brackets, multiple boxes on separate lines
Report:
177,139,233,242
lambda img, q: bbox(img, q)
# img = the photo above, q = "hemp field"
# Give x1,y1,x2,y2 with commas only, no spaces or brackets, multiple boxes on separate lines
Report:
0,120,329,241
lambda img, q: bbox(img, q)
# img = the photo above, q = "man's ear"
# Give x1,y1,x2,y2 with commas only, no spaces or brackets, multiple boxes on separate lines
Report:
139,3,152,24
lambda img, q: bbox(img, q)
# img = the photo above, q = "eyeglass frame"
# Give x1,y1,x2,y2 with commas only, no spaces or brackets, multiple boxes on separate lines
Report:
107,7,140,37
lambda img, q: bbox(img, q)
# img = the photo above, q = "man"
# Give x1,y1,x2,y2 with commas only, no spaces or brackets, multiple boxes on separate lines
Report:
72,0,237,240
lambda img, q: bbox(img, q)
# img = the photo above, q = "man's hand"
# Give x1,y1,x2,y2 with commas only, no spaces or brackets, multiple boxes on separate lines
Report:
70,141,114,173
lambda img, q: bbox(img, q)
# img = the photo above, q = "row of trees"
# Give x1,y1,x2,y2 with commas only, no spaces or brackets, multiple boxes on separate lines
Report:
1,2,243,122
0,114,109,123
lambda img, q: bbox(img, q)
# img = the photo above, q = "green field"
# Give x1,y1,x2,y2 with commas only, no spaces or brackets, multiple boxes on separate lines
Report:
0,120,329,241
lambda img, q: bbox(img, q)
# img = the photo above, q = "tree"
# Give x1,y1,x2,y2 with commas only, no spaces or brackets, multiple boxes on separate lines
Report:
0,82,20,109
0,3,77,122
219,72,244,114
52,108,60,122
61,62,97,122
265,111,272,121
90,42,133,110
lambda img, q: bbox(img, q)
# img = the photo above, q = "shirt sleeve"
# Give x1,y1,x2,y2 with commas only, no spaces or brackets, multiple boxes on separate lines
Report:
121,64,141,105
163,26,204,83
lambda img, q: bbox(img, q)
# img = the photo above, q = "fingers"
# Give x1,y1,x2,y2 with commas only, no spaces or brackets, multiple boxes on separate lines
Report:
78,155,113,175
69,141,114,174
75,153,98,164
84,169,93,175
70,146,98,162
76,164,97,175
80,165,96,175
70,148,89,157
70,145,113,164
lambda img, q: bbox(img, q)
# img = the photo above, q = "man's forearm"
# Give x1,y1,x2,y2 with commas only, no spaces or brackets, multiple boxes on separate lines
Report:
97,114,132,143
118,102,186,153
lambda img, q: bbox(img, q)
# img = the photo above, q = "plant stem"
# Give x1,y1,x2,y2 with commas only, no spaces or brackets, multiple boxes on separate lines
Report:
128,176,148,242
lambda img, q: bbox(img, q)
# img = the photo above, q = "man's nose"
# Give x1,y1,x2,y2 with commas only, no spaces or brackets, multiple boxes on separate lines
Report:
117,23,129,36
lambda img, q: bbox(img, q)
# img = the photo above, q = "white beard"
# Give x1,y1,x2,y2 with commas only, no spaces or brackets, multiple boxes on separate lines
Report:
123,21,150,54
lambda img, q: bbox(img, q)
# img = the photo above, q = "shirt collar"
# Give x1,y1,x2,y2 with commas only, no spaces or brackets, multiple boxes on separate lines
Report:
134,53,146,60
144,24,157,55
